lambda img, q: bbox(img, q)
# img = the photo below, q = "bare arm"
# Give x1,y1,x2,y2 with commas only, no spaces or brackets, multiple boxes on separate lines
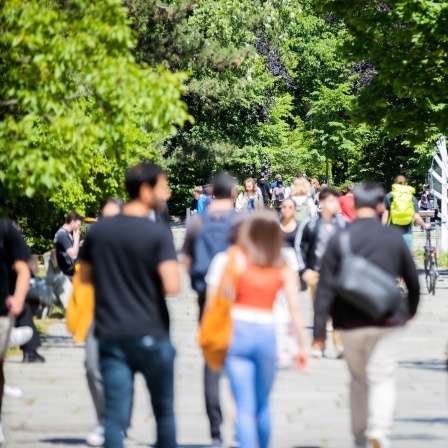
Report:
183,255,192,277
283,267,308,371
414,212,430,229
204,285,219,315
158,260,181,295
381,209,389,226
66,229,80,259
6,260,31,317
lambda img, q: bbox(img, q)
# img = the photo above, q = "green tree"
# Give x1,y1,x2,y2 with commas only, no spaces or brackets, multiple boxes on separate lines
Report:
0,0,190,200
316,0,448,144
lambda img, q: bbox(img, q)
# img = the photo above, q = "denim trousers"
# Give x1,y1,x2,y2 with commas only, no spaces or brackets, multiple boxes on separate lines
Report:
99,336,176,448
225,318,277,448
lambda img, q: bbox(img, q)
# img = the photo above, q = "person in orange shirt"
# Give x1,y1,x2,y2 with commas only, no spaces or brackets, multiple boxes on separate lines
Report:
339,184,356,222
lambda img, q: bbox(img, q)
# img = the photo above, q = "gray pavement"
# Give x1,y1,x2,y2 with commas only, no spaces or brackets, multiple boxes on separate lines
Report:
4,227,448,447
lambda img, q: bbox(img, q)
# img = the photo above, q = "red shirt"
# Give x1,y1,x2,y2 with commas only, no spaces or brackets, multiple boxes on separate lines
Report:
339,194,355,222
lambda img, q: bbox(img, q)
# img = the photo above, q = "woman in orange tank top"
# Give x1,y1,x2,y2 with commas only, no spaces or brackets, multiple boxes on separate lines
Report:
205,210,308,448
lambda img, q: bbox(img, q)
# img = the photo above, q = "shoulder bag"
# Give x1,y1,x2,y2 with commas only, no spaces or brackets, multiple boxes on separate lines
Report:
336,231,400,320
198,247,240,371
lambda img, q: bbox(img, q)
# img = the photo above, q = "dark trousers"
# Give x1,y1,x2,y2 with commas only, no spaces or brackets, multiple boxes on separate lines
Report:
99,337,176,448
199,293,223,440
16,302,41,352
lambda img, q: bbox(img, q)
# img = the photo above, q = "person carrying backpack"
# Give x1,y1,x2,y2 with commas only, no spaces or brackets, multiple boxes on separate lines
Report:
182,173,241,448
382,176,430,252
382,175,430,291
290,177,317,222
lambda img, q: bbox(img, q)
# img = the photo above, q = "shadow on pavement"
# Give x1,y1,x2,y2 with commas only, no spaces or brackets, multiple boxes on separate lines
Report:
399,359,447,372
395,416,448,424
391,433,446,441
40,439,85,445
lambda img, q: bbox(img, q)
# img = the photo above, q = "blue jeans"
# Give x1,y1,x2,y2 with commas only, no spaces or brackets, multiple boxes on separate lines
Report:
225,319,277,448
99,337,176,448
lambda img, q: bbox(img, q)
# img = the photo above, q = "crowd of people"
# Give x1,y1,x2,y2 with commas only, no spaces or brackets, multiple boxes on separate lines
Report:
0,164,431,448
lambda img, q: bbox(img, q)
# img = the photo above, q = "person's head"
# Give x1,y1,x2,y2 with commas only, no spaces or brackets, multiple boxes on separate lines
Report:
290,177,297,186
260,172,266,179
243,178,257,194
64,211,83,231
99,198,123,219
394,175,407,185
192,186,203,200
346,184,355,194
311,178,320,188
211,173,237,199
236,209,285,268
280,198,296,220
291,177,311,197
319,187,341,216
125,162,168,211
276,176,283,186
275,174,281,181
354,183,386,216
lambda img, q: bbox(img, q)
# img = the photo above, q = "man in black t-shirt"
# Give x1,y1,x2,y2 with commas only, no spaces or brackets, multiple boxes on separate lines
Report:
54,211,83,276
0,218,31,443
79,163,180,448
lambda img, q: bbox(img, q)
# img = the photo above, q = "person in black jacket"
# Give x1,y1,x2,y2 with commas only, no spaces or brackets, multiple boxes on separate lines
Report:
313,183,420,448
295,187,346,358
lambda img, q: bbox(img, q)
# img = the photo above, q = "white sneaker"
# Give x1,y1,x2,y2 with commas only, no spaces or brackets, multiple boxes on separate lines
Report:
4,384,22,398
0,421,5,444
86,424,104,447
9,327,33,348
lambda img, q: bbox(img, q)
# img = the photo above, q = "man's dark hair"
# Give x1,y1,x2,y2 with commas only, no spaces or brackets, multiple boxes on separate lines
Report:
319,187,341,201
354,183,386,210
65,211,83,224
346,184,355,193
125,162,166,200
212,173,236,199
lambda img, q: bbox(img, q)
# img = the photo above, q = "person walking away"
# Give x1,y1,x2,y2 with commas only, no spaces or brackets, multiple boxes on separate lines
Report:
182,173,240,447
290,177,317,223
235,178,264,214
271,176,286,217
313,183,420,448
204,210,308,448
257,173,271,206
295,187,345,358
382,175,430,289
54,212,83,276
78,163,180,448
0,218,31,443
340,184,356,223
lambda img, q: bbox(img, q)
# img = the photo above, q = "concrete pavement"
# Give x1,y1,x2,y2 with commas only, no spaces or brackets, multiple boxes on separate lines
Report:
4,227,448,447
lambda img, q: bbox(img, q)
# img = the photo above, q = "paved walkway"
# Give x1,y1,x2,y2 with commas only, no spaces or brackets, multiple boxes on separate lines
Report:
4,228,448,447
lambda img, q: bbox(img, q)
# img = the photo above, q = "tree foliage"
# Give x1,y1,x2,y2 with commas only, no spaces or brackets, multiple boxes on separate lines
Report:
316,0,448,144
0,0,190,199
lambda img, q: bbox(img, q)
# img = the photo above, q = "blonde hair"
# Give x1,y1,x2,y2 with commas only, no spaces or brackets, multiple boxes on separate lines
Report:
237,210,285,269
291,177,311,197
193,186,203,195
311,178,320,188
243,178,257,194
